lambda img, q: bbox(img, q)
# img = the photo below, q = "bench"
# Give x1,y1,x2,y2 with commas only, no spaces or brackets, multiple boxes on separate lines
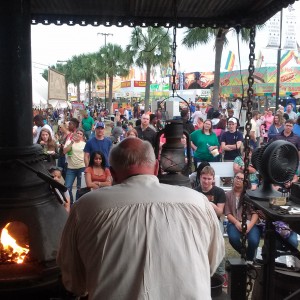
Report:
190,161,235,191
209,161,234,191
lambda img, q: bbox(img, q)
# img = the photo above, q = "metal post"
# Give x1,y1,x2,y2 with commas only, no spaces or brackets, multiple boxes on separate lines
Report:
0,0,32,147
97,33,113,110
275,10,283,111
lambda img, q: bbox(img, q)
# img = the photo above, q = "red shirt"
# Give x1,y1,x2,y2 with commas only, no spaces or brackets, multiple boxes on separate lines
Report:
85,167,111,182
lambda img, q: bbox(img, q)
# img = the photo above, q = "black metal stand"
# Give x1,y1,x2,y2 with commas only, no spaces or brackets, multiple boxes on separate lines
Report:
246,196,300,300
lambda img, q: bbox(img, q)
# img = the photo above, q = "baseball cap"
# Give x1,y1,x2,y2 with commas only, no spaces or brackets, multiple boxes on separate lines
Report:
228,118,237,124
95,122,105,129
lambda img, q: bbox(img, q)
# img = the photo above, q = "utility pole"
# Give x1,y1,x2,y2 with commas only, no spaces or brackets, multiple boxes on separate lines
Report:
275,10,283,111
97,32,113,110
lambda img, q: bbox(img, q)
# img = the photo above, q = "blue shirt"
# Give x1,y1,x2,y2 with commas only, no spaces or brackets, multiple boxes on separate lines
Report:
293,124,300,137
84,137,112,167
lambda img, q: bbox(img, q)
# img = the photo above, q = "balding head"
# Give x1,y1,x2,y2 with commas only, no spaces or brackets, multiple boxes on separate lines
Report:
109,138,158,183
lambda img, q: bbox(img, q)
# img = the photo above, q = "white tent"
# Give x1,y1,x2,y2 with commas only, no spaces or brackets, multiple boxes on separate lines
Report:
48,99,72,109
32,73,48,107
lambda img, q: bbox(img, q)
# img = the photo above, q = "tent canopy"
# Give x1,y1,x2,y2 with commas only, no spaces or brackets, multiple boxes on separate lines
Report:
30,0,296,28
32,73,48,107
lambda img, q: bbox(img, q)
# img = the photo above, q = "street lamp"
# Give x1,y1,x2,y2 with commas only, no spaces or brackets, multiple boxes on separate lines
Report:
97,32,113,110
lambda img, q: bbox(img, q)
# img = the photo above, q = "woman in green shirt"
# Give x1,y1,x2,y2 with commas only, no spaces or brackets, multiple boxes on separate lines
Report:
190,119,220,169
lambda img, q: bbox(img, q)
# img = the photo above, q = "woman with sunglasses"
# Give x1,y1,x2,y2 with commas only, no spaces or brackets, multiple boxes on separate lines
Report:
224,172,260,261
63,129,86,204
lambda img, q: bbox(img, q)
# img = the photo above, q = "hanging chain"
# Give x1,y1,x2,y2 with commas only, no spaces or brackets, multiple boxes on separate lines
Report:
241,26,256,261
246,263,258,298
171,26,177,98
241,26,256,299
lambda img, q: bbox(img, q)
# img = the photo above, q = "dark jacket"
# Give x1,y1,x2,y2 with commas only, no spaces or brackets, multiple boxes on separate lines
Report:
135,126,157,147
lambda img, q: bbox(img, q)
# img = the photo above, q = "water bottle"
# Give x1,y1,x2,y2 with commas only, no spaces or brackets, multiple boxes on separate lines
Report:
223,216,228,235
67,142,73,156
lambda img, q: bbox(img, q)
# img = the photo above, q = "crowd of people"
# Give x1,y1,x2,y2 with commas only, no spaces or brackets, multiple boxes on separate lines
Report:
32,100,300,298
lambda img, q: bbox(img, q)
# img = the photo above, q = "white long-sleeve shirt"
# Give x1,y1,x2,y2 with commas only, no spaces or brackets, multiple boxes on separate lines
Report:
57,175,224,300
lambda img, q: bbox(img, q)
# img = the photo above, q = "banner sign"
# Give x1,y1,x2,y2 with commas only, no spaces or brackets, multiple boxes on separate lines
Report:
224,51,235,71
150,83,170,92
266,11,281,48
282,5,297,50
173,71,214,90
220,67,300,85
220,82,300,97
48,68,67,100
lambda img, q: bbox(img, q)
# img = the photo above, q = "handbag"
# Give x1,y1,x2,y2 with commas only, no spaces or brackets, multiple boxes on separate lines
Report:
77,187,91,199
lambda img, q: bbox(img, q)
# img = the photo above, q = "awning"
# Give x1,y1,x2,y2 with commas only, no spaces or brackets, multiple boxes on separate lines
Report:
30,0,296,28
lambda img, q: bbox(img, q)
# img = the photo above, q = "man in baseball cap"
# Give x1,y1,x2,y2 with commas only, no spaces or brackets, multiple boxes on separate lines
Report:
221,117,243,162
84,121,112,167
95,122,105,129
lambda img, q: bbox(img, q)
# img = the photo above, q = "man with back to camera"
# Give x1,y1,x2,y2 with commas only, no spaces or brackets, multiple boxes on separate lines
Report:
57,138,224,300
226,109,240,128
81,111,94,140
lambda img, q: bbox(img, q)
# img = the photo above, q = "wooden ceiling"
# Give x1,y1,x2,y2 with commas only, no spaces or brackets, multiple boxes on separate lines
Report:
30,0,296,28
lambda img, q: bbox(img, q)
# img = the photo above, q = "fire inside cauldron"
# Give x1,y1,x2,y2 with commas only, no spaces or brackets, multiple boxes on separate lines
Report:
0,222,30,264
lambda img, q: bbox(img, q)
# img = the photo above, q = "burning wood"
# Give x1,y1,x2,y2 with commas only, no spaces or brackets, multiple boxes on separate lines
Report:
0,223,29,264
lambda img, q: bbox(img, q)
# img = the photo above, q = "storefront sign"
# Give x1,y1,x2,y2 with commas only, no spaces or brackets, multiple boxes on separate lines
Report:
121,81,131,88
134,81,147,87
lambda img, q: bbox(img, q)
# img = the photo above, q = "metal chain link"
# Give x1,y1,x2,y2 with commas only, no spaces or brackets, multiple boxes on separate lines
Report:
171,26,177,98
246,264,258,298
241,26,256,299
241,26,256,260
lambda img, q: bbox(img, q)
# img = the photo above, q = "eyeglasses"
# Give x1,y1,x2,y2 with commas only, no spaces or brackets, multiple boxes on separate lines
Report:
235,176,244,181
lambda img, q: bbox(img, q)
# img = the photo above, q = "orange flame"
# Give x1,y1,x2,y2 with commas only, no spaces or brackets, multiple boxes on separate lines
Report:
0,223,29,264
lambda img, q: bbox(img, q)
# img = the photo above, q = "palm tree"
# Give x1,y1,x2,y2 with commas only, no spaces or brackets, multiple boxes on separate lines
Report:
182,27,252,110
79,53,99,104
97,43,131,114
63,56,84,102
127,27,172,113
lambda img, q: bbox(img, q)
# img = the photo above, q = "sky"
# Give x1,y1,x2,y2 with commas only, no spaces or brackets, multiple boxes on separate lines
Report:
31,2,300,77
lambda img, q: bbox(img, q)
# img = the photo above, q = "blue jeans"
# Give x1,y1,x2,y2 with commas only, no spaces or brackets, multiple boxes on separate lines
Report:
277,231,299,250
57,155,67,179
84,130,92,140
227,222,260,261
65,167,86,204
216,220,225,276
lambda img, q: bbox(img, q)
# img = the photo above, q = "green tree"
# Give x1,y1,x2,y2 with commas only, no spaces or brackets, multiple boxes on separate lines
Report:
182,27,253,110
79,53,99,103
63,55,83,101
127,27,172,113
97,43,131,114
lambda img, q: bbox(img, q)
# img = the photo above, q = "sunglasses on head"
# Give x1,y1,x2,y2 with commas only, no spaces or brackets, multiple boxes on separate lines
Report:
48,166,63,172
